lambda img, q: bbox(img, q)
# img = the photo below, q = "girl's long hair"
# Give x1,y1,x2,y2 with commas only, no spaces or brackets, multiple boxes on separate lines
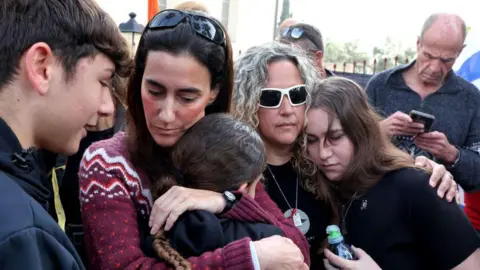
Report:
303,77,430,254
303,77,429,222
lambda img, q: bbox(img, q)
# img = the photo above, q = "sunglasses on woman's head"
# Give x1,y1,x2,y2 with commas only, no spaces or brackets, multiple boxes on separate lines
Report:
259,85,308,109
148,9,226,47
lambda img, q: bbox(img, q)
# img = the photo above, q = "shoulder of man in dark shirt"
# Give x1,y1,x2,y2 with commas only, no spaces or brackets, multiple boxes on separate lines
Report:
365,63,410,93
366,61,480,98
456,74,480,99
325,68,335,77
364,65,404,115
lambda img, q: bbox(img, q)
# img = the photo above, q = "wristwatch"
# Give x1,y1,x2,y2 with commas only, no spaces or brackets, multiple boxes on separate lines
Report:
446,148,461,169
219,191,237,215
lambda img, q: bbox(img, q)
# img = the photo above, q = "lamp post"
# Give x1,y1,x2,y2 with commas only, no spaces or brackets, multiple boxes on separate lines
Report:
273,0,280,40
119,12,144,54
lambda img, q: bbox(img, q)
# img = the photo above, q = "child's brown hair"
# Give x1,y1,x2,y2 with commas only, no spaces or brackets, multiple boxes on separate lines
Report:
151,113,267,269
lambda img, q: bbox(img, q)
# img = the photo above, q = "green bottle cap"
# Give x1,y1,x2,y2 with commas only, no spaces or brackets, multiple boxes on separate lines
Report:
326,225,343,244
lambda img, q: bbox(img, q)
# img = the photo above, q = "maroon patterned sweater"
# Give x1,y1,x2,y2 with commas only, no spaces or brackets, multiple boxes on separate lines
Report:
79,132,310,269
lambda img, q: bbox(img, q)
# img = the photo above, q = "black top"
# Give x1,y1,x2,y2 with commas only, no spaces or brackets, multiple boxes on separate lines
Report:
265,161,331,269
0,118,84,269
143,210,284,258
169,210,284,258
343,167,479,270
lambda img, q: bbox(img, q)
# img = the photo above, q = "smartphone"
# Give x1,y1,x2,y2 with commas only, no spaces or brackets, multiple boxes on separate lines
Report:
409,110,435,132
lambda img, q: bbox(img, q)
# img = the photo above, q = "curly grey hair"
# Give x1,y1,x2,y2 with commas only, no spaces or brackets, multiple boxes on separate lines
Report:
232,41,321,192
232,42,320,128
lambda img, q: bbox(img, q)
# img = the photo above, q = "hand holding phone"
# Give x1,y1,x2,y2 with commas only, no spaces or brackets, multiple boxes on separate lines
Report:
380,111,425,137
409,110,435,133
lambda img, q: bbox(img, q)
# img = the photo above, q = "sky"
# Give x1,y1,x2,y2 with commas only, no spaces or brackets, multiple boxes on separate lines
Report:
97,0,479,52
290,0,479,50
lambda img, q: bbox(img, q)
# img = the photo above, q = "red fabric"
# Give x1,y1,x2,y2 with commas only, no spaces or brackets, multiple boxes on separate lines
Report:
147,0,159,21
465,191,480,230
79,132,310,269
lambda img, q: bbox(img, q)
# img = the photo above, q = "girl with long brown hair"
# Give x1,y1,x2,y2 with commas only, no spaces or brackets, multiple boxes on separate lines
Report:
304,77,480,270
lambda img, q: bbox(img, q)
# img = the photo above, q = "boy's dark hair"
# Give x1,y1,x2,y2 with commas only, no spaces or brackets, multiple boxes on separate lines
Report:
152,113,266,197
151,113,267,268
280,23,324,53
0,0,133,89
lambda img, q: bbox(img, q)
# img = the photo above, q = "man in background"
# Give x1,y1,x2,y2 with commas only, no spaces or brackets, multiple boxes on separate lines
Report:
280,23,333,79
175,1,209,13
366,13,480,196
277,18,298,38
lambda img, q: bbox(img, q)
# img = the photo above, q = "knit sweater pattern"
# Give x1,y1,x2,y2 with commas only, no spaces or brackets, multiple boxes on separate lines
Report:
79,132,310,269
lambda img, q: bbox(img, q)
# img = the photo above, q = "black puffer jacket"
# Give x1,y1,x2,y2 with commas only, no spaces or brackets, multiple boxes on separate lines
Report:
0,118,84,269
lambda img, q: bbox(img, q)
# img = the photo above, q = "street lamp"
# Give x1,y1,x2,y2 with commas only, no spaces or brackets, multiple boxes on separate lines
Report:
119,12,144,54
273,0,280,40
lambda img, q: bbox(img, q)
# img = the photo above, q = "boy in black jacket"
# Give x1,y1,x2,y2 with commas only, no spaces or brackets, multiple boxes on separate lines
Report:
0,0,132,268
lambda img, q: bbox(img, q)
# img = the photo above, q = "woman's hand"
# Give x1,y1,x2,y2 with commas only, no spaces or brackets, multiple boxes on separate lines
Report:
149,186,226,234
323,246,381,270
253,236,309,270
415,156,457,202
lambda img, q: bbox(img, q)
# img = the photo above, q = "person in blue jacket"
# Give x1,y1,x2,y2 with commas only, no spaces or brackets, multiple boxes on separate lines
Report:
0,0,132,268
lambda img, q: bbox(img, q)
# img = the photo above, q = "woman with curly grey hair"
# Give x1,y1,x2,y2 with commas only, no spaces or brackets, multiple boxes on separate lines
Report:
232,42,331,269
232,41,460,269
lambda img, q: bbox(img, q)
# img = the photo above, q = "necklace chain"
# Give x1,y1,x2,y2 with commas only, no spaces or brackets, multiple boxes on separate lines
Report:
341,191,359,235
266,165,298,211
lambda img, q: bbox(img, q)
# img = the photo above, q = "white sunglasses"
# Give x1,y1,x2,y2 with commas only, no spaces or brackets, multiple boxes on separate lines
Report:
259,84,308,109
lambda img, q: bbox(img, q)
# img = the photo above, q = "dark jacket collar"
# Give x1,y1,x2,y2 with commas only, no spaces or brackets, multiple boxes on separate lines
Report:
0,118,50,209
384,60,462,94
325,68,335,77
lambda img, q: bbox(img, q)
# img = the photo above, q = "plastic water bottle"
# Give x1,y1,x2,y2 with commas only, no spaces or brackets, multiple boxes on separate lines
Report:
326,225,357,261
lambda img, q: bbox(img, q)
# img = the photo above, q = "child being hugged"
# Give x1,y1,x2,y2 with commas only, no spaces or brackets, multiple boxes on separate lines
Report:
150,113,284,269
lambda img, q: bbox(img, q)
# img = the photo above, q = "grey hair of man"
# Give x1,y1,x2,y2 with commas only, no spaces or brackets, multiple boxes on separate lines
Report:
420,13,467,43
232,41,320,129
232,41,320,178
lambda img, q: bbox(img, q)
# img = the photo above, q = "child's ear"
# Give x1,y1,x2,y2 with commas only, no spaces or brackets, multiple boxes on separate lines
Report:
237,183,249,193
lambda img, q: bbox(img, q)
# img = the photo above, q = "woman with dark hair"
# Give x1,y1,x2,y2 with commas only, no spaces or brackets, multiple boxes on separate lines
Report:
304,77,480,270
79,10,308,269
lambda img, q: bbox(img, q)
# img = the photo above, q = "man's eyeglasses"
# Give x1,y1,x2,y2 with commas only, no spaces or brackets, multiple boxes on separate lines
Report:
259,85,308,109
148,9,226,47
